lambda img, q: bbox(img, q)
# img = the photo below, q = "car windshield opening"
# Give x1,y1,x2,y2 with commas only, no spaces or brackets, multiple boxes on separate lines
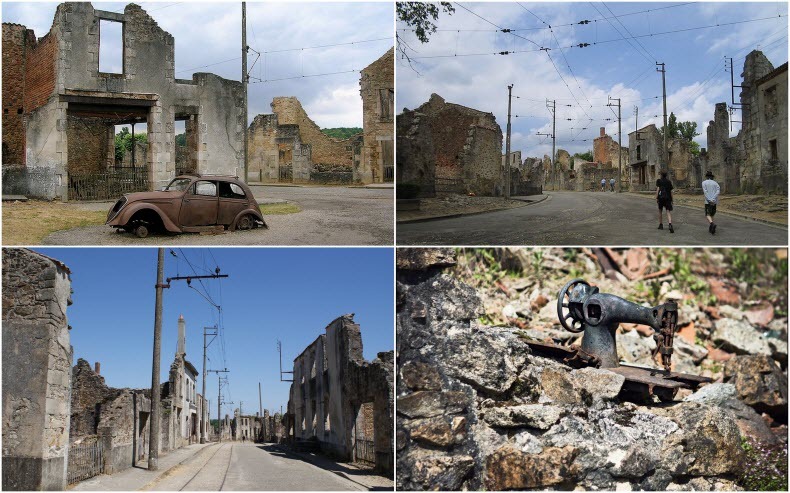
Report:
165,178,192,191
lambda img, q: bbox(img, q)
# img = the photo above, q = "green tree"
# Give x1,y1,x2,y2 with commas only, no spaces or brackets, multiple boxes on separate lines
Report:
114,127,148,163
175,133,186,147
662,112,701,155
574,150,594,162
321,127,363,139
396,2,455,43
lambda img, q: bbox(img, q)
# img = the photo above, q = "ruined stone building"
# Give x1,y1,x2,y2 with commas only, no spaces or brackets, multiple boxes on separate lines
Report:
162,315,209,450
397,94,503,197
70,359,153,477
233,411,262,441
261,410,287,443
358,48,394,183
704,50,787,194
247,48,393,185
247,97,355,184
593,127,629,184
626,123,695,191
1,3,244,201
3,249,72,490
285,314,394,477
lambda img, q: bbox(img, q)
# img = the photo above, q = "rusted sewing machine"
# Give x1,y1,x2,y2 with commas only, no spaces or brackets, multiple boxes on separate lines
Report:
524,279,711,402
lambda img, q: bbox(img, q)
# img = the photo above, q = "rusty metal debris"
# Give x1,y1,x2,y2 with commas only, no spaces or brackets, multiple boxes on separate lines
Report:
520,278,712,403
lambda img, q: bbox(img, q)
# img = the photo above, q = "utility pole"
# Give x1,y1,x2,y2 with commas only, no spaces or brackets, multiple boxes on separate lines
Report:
200,326,218,444
634,106,638,135
725,57,745,132
545,99,556,190
504,84,513,200
657,62,667,169
148,248,165,471
278,340,294,381
607,96,622,192
242,1,249,183
258,382,263,418
210,369,229,441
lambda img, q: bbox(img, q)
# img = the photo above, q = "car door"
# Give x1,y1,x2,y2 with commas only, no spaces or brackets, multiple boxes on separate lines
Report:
217,180,250,226
179,180,218,227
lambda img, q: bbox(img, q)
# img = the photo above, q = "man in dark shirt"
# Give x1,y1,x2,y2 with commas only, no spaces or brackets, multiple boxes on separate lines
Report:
656,170,674,233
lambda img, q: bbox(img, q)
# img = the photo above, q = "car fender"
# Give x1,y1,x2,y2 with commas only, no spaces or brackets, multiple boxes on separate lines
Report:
114,202,182,233
231,208,267,231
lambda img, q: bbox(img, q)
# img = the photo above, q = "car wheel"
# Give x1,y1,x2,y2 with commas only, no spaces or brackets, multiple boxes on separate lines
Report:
134,224,149,238
237,215,253,231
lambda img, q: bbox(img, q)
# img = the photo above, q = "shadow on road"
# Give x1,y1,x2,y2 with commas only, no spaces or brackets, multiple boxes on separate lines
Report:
255,444,392,491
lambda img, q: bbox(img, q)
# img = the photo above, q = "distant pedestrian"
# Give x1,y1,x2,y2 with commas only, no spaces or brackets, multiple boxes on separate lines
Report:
601,178,606,191
609,177,615,192
702,170,720,235
656,170,674,233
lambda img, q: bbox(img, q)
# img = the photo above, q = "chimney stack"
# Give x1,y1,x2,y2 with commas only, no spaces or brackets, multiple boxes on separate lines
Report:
600,127,606,137
177,314,186,357
95,362,101,375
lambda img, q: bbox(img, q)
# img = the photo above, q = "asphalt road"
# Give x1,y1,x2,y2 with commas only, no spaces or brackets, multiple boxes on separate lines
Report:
397,191,788,246
146,442,365,491
42,185,393,246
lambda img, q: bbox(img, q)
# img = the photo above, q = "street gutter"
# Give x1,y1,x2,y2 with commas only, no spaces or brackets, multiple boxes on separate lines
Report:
271,444,380,491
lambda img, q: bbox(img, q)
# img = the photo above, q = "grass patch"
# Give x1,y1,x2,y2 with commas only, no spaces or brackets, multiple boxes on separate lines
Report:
260,202,301,215
3,200,107,245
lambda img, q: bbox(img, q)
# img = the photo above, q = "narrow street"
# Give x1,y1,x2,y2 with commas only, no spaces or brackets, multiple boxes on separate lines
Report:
140,442,367,491
397,191,788,246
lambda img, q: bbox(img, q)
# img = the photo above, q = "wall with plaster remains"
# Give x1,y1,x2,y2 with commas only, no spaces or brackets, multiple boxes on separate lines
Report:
2,249,72,491
357,48,394,183
287,314,394,476
3,3,243,199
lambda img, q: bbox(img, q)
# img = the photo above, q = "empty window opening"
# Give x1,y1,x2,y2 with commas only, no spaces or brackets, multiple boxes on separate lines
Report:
16,108,22,114
99,20,123,74
769,139,778,161
114,124,148,168
636,145,641,161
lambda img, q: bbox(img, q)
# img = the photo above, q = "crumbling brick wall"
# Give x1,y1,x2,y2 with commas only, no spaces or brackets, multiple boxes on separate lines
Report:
71,359,116,439
2,24,30,165
2,249,72,491
271,97,354,168
396,108,436,197
401,94,503,196
247,114,279,182
593,128,628,184
358,48,394,183
66,117,112,174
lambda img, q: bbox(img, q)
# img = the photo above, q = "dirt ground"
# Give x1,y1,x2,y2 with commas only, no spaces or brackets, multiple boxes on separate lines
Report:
398,194,531,222
670,191,788,225
2,200,300,246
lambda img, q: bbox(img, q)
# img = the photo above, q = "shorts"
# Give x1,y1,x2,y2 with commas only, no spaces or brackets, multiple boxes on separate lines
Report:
658,198,673,211
705,203,717,217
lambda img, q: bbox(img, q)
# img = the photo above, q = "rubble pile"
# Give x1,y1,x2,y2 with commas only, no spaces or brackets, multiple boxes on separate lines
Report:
396,248,787,491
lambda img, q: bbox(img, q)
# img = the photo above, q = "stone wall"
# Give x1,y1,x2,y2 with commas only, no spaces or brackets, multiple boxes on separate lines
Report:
66,117,112,174
747,56,787,194
2,24,30,165
2,249,72,491
271,97,354,168
396,108,436,197
593,127,629,184
400,94,503,196
358,48,394,183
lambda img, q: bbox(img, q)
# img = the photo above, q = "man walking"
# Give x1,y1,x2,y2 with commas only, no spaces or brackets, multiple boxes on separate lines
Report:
656,170,674,233
600,178,606,192
609,177,616,192
702,170,720,234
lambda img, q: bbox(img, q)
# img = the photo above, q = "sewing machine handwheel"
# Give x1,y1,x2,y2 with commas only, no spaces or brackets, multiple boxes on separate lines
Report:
557,279,589,333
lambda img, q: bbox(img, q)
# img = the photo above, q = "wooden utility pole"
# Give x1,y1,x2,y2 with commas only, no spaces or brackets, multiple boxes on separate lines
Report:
657,62,667,169
551,99,556,190
258,382,263,418
242,2,249,183
505,84,513,199
148,248,165,471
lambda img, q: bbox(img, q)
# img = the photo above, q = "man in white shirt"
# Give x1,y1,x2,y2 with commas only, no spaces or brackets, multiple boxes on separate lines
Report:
600,178,606,192
701,170,720,235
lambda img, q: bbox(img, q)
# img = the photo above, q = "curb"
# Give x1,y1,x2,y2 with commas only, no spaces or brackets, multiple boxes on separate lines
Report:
272,444,374,491
624,193,788,229
397,194,549,224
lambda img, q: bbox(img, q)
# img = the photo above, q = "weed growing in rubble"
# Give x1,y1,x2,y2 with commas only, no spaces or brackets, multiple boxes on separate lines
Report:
739,437,788,491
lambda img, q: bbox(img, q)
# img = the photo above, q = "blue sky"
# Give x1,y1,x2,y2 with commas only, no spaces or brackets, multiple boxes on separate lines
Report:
33,247,394,420
3,1,394,129
397,2,788,158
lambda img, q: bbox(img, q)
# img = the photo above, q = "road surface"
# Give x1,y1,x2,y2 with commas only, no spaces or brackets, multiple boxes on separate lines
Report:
43,185,393,245
144,442,366,491
397,191,787,246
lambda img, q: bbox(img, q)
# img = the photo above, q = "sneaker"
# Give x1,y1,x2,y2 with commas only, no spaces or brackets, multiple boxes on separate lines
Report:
658,223,663,230
712,223,717,235
669,223,674,233
708,223,713,234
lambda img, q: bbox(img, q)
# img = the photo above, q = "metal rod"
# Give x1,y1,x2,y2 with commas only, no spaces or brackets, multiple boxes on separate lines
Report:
505,84,513,200
657,62,667,169
242,1,249,183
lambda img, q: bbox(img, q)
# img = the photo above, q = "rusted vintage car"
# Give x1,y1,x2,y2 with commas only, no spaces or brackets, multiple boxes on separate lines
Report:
106,174,267,238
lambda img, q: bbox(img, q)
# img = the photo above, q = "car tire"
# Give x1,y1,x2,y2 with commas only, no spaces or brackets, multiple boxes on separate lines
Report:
237,215,253,231
134,224,149,238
